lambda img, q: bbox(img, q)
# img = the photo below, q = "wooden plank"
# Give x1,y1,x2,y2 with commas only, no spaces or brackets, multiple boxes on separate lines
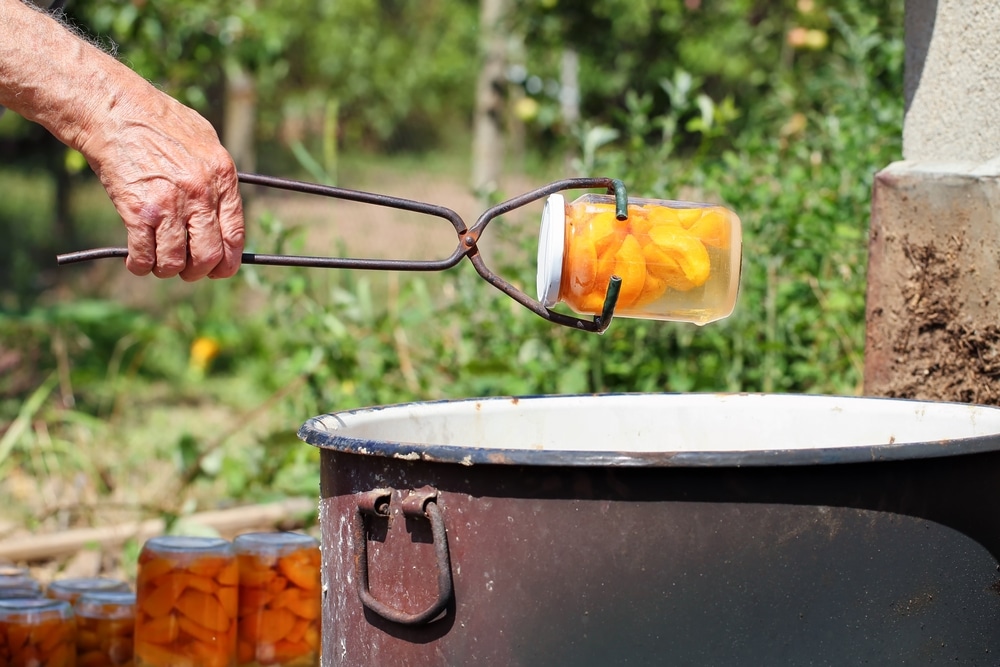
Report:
0,497,316,562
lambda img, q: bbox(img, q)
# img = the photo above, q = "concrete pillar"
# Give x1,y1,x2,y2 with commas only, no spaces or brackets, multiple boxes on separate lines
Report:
864,1,1000,404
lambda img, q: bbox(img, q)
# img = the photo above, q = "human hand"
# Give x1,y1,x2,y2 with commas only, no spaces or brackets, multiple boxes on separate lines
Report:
79,90,246,281
80,88,244,281
0,0,245,281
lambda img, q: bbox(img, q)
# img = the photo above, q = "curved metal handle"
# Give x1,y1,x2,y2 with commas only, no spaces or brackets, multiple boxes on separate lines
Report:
352,487,453,626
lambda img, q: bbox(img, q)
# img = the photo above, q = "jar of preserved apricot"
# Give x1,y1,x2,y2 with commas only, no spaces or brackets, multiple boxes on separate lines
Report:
537,194,742,325
0,597,76,666
75,590,136,666
48,577,131,605
135,536,238,667
233,532,320,667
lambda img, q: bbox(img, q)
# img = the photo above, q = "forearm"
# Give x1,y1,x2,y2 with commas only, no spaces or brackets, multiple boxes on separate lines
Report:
0,0,148,152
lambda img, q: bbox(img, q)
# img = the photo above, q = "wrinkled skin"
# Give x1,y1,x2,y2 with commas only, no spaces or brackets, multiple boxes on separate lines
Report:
80,96,245,280
0,0,245,280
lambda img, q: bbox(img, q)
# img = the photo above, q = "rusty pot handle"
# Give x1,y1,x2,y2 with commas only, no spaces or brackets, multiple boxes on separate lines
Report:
353,487,453,625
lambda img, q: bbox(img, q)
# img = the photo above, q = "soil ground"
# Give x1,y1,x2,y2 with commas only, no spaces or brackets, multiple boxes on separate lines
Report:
869,234,1000,405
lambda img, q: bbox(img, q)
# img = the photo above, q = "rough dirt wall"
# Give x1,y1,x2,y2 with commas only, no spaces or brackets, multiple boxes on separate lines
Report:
864,161,1000,405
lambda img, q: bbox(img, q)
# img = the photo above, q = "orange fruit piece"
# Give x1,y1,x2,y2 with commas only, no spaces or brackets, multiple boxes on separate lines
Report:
588,210,625,257
178,614,218,644
645,206,685,230
674,206,703,229
135,640,187,665
564,229,598,299
266,575,289,595
646,226,711,287
570,235,626,314
626,206,653,237
238,561,277,588
138,613,179,645
77,650,107,667
273,638,312,662
575,291,606,314
238,639,256,664
286,617,311,644
175,572,218,595
76,624,100,650
187,556,227,579
238,614,262,644
612,234,647,308
238,588,274,618
281,589,320,621
593,239,623,295
37,619,74,653
4,622,29,654
176,589,231,634
139,580,179,618
634,272,668,307
215,561,239,587
303,624,320,650
643,244,695,291
186,638,232,667
216,585,239,619
277,551,320,592
43,641,72,667
246,609,298,645
137,557,174,588
269,586,300,611
688,208,730,248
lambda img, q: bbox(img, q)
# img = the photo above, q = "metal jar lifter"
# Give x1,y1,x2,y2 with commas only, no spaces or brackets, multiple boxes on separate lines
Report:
59,171,745,331
59,173,638,333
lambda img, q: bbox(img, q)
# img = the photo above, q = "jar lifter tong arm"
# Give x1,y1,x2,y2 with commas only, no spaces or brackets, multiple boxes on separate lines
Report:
56,172,629,333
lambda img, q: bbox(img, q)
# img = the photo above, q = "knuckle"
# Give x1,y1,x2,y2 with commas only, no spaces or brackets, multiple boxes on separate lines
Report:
192,244,224,269
225,225,246,246
125,259,153,276
158,256,186,274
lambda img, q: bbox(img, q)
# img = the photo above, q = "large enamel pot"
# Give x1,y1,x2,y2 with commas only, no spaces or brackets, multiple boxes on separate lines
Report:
298,393,1000,665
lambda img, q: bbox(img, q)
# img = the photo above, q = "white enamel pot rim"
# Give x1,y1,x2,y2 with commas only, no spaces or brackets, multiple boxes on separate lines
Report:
297,393,1000,468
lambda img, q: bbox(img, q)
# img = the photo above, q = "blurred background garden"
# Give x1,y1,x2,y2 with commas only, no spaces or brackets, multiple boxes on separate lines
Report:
0,0,902,575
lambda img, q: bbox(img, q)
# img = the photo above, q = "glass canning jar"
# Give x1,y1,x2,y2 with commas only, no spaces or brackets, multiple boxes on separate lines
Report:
47,577,130,606
233,532,320,667
537,193,742,325
135,536,238,667
0,597,76,666
75,590,136,666
0,566,41,600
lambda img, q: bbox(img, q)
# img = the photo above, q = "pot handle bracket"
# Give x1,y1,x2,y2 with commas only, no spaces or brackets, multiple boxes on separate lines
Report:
353,486,453,626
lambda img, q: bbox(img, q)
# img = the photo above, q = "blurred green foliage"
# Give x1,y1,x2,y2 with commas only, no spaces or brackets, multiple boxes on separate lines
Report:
0,1,903,524
73,0,480,154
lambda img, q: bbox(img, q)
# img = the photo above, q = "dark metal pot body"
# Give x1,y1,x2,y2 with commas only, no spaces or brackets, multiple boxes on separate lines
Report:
298,394,1000,666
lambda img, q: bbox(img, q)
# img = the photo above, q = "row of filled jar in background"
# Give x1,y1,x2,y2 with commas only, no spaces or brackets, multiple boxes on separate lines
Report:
0,531,321,666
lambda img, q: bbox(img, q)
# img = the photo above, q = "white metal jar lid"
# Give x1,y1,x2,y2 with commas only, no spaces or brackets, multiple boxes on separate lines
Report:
536,193,565,307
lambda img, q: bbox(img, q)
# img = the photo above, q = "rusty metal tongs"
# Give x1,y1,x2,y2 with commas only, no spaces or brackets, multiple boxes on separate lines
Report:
57,173,629,333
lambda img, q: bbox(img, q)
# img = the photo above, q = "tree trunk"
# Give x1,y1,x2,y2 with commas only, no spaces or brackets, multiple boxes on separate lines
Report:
471,0,509,199
223,61,257,174
560,48,580,174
